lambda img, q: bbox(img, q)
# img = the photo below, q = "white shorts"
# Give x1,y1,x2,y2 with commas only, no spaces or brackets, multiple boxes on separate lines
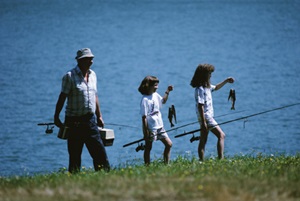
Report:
198,117,218,130
149,127,169,141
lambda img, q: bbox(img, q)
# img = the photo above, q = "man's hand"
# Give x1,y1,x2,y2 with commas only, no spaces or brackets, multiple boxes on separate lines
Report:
97,116,105,128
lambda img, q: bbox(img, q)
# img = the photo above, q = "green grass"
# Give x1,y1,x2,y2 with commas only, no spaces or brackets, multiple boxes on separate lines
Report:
1,154,299,201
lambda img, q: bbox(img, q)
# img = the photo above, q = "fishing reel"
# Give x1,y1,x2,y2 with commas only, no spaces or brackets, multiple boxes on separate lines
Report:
37,123,55,134
190,134,200,143
135,142,145,152
45,125,54,134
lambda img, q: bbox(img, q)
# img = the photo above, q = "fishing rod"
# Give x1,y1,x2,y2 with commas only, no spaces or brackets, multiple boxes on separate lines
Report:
174,103,300,140
38,122,138,131
38,121,138,133
122,110,246,148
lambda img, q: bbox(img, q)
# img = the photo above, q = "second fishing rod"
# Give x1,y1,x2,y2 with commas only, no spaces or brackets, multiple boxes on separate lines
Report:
174,103,300,143
124,103,300,149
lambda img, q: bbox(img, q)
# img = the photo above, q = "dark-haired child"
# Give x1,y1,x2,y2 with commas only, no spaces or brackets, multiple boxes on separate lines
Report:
138,76,173,165
191,64,234,161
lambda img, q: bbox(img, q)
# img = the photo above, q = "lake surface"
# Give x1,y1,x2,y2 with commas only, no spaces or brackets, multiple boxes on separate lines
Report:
0,0,299,177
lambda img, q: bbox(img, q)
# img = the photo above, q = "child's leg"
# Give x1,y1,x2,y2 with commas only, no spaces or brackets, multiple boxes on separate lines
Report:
144,140,153,165
198,129,208,161
211,126,225,159
161,137,172,164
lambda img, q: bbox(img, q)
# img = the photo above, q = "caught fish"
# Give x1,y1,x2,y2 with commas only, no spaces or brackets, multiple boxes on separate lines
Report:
172,105,177,124
168,105,177,127
228,89,236,110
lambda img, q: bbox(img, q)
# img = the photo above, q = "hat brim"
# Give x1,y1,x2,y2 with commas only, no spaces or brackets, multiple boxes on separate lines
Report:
75,54,94,60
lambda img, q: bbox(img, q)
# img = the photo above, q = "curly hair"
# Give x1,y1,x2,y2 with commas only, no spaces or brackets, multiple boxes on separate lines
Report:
190,64,215,88
138,75,160,95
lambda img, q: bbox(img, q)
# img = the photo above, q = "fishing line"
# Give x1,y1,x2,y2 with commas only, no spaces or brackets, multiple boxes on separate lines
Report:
166,110,246,132
106,108,245,134
174,102,300,138
106,123,139,129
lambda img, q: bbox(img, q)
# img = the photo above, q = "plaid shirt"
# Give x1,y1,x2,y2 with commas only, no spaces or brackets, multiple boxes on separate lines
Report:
62,66,98,117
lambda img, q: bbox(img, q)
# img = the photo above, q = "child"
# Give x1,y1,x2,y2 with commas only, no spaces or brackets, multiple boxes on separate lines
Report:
138,76,173,165
190,64,234,161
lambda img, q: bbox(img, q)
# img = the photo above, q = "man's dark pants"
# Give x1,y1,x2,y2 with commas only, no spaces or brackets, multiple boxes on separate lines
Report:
66,114,110,173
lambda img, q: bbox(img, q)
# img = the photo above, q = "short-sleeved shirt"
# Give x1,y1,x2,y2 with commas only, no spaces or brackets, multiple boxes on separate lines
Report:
61,66,97,117
195,85,216,120
140,92,164,132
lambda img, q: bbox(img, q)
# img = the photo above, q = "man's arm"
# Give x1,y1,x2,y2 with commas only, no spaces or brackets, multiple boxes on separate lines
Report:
95,95,104,128
54,92,67,128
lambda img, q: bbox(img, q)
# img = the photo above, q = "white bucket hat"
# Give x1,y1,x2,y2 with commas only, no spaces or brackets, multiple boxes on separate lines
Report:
75,48,94,60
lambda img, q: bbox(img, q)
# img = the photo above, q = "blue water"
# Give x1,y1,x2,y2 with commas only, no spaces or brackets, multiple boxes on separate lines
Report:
0,0,300,177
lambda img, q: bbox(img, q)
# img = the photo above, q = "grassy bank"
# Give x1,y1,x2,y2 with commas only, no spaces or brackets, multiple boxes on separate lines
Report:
0,154,299,201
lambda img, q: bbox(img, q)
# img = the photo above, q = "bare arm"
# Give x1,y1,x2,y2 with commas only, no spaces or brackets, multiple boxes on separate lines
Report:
95,95,104,128
215,77,234,91
198,103,207,131
54,92,67,128
162,85,173,104
142,115,149,140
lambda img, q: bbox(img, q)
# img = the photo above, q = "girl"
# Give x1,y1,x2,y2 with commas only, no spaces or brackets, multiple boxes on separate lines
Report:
138,76,173,165
190,64,234,161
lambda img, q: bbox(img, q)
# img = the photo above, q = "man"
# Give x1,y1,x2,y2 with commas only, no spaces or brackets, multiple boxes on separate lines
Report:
54,48,110,173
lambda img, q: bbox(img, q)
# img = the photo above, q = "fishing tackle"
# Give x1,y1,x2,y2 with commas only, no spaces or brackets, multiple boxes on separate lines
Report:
167,110,246,133
123,103,300,148
37,122,115,146
174,103,300,139
190,134,200,143
243,119,248,129
123,138,144,148
37,122,55,134
106,123,139,129
135,142,145,152
123,110,246,148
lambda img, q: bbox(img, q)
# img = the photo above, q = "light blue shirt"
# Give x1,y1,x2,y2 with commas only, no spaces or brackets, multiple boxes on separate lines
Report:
62,66,98,117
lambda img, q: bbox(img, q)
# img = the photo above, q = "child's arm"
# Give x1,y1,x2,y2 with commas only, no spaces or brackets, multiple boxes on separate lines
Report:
215,77,234,90
142,115,149,140
198,103,208,131
162,85,173,104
